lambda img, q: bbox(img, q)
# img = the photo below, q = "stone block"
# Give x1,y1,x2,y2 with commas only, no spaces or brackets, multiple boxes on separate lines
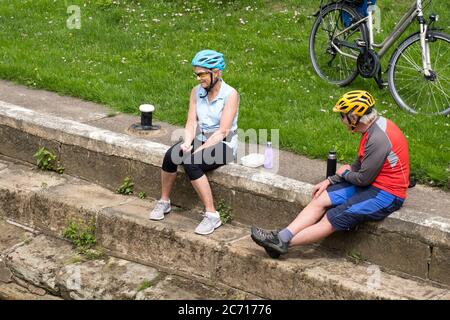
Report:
0,125,61,165
60,144,132,192
429,246,450,286
56,257,160,300
323,229,430,279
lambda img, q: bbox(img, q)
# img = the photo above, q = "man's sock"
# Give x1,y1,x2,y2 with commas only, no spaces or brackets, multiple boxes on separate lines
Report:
278,228,293,243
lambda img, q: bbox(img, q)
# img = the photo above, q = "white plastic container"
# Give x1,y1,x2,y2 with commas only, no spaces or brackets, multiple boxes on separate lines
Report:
241,153,265,168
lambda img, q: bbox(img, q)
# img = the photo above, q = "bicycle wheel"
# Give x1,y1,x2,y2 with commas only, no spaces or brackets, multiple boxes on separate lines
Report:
309,3,367,86
388,31,450,115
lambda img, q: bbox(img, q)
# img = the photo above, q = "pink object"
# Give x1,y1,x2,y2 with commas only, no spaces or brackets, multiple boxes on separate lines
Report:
264,142,273,169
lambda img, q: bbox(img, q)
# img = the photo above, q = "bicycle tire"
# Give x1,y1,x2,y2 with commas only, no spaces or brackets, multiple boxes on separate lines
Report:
388,31,450,115
309,2,368,87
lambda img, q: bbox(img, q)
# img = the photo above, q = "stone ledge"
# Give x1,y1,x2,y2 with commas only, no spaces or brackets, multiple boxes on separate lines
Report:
0,158,449,299
1,103,450,285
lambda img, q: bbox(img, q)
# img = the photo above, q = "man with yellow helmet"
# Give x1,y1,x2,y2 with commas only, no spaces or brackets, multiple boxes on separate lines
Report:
251,90,410,259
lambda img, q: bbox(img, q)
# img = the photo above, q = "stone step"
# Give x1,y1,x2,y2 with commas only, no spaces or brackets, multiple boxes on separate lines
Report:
1,102,450,285
0,156,448,299
0,218,254,300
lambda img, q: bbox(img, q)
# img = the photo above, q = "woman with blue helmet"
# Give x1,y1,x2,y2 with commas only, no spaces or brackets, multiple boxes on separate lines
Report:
149,49,239,235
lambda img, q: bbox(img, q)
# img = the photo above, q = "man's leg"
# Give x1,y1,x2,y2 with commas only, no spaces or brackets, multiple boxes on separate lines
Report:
289,214,335,246
251,182,355,257
250,193,333,255
285,190,333,236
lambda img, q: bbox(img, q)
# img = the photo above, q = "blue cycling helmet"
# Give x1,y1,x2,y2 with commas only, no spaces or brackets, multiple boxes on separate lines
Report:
191,49,225,71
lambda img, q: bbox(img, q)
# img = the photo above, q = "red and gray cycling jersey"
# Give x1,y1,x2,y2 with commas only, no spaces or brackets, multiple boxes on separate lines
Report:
329,116,410,199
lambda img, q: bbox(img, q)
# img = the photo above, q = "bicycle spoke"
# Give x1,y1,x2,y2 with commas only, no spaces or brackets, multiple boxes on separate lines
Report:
395,64,423,73
438,61,450,71
429,82,441,113
435,80,450,108
430,80,450,101
437,74,450,82
395,74,423,81
434,82,450,110
396,80,417,92
432,39,443,68
399,51,422,72
414,82,427,108
433,41,450,69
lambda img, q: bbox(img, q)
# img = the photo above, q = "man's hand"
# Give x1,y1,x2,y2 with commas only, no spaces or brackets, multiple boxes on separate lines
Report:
312,179,331,199
180,141,193,153
336,164,351,176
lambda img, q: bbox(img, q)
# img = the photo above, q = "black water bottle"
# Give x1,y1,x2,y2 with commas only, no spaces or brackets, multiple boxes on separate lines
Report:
326,150,337,178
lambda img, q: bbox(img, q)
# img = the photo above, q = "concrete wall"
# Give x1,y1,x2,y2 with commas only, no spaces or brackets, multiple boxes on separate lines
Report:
1,102,450,285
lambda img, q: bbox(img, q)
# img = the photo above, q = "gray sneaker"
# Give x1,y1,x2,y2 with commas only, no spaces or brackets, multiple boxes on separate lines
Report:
149,199,171,220
194,212,222,235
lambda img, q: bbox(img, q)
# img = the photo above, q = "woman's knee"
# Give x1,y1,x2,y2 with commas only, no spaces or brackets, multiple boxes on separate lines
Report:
162,142,183,173
183,163,204,181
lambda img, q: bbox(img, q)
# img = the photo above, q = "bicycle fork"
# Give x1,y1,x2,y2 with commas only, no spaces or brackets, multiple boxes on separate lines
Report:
417,1,433,78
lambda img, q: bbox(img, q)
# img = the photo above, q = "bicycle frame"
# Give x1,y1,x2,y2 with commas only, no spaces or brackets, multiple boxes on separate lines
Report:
330,0,433,75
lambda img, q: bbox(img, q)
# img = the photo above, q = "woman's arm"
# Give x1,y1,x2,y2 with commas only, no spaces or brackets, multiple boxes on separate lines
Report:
193,89,239,153
181,88,198,151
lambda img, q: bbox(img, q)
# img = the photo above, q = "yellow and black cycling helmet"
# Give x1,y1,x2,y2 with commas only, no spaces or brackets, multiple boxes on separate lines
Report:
333,90,375,131
333,90,375,117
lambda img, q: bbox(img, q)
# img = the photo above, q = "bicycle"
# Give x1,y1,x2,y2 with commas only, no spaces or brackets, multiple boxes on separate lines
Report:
309,0,450,115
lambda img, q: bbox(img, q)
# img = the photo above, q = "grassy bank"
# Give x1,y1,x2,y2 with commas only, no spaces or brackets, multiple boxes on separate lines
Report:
0,0,449,188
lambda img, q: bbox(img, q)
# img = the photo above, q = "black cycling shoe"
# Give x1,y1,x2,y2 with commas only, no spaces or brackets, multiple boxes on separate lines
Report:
250,226,289,256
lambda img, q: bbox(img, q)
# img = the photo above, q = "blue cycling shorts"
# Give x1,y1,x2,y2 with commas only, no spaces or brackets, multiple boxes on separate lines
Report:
326,182,404,231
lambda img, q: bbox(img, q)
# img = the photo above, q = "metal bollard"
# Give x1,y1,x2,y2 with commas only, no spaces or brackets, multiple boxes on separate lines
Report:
136,104,160,130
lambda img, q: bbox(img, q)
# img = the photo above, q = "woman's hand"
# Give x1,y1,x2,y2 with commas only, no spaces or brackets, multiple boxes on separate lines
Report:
312,179,331,199
180,141,193,153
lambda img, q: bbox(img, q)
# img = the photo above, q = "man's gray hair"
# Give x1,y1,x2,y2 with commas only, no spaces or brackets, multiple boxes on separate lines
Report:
360,108,378,124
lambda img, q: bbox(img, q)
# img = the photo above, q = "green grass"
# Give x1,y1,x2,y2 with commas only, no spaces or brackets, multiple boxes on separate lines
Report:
0,0,449,188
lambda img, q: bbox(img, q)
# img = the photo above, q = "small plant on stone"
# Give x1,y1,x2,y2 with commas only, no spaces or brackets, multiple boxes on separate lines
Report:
84,247,104,260
56,165,65,174
138,191,147,199
117,176,134,195
33,147,65,174
137,279,152,292
63,219,100,258
33,147,56,170
217,199,233,225
348,251,364,265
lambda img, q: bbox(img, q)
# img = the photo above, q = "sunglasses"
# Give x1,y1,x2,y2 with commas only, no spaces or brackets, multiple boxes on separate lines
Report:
193,71,212,79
